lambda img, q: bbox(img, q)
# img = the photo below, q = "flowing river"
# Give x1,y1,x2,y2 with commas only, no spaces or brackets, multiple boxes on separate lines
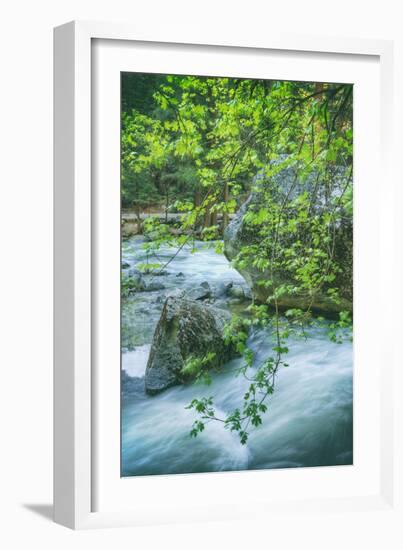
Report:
121,235,353,476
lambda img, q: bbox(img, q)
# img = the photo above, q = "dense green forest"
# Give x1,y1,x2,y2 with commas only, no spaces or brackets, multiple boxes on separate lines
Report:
121,73,352,230
121,72,353,445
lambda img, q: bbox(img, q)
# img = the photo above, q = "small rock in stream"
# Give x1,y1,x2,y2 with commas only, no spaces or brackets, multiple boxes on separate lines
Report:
128,267,142,277
125,272,146,291
188,281,212,301
227,284,251,301
144,282,166,292
215,281,233,298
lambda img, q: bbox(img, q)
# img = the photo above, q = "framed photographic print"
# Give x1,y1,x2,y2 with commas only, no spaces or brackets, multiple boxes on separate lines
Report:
54,21,400,530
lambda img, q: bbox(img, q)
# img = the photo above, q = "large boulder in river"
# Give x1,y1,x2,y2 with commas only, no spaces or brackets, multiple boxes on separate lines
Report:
224,168,353,314
145,294,236,394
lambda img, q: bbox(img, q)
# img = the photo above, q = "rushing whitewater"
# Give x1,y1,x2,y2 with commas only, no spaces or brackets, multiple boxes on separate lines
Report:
121,236,353,476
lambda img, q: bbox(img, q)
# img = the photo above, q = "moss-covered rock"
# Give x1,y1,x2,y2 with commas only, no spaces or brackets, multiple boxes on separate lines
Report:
144,295,237,394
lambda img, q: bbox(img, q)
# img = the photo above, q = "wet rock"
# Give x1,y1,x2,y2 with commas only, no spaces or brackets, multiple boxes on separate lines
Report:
188,281,212,301
227,284,251,301
122,221,139,238
144,282,166,292
124,272,146,292
166,288,186,299
176,272,185,278
144,296,237,394
128,267,142,277
214,281,233,298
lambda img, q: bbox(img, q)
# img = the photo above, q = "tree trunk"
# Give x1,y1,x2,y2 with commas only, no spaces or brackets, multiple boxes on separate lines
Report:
211,210,218,226
194,188,201,207
135,204,142,233
204,207,211,228
222,182,229,229
165,185,169,224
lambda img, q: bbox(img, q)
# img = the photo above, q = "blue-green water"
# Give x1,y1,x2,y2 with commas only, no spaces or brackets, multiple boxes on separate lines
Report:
121,236,353,476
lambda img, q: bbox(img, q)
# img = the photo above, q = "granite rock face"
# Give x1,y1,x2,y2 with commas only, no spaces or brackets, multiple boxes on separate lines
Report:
223,168,353,314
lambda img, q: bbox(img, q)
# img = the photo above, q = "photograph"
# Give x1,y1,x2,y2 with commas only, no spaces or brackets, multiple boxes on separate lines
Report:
120,72,353,477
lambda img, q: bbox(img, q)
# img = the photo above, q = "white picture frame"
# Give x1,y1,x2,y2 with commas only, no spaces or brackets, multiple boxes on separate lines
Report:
54,20,400,530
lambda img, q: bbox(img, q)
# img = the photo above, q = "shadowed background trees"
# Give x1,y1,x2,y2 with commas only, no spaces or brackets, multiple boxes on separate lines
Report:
121,73,352,240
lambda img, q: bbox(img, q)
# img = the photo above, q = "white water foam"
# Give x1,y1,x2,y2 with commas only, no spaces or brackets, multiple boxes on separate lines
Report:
122,345,151,378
